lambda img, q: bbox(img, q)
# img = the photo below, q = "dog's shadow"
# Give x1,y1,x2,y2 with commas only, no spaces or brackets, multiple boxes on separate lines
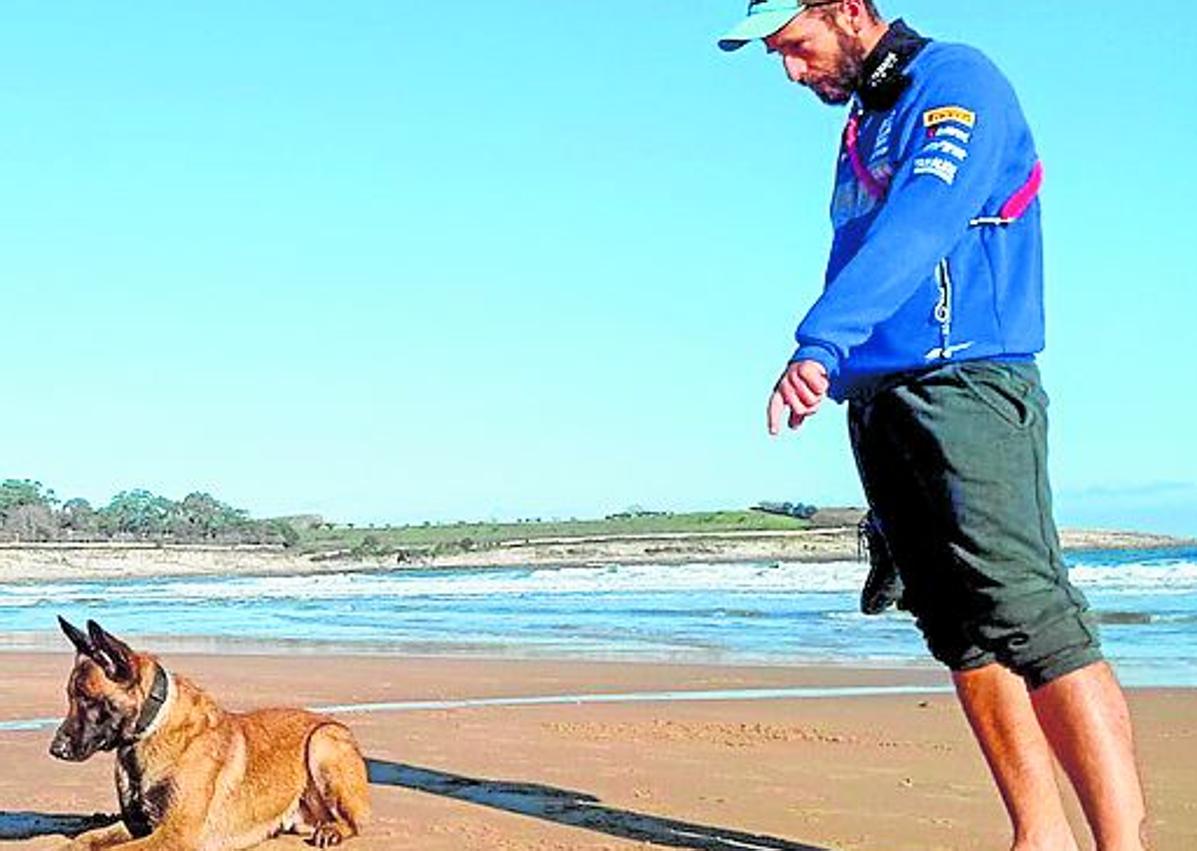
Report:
0,764,829,850
0,811,119,841
367,758,830,851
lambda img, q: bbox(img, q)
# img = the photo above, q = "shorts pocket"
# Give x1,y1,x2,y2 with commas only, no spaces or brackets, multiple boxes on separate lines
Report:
956,365,1035,430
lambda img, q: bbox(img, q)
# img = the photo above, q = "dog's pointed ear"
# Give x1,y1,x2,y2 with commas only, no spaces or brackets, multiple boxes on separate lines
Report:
86,620,137,684
59,616,96,658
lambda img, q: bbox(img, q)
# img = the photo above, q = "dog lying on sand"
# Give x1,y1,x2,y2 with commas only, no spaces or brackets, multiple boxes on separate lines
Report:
50,617,370,850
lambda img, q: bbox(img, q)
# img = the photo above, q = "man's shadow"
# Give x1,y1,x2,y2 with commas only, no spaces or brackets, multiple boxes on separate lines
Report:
1,762,829,850
367,758,829,851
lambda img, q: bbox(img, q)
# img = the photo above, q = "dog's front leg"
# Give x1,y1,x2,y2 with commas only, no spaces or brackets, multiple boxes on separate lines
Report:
83,827,197,851
59,822,132,851
63,806,208,851
93,798,214,851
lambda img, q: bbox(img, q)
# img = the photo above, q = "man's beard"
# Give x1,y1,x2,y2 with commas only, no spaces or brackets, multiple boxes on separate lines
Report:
806,29,867,105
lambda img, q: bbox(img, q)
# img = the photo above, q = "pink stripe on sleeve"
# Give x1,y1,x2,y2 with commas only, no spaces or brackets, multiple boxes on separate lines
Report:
999,161,1043,220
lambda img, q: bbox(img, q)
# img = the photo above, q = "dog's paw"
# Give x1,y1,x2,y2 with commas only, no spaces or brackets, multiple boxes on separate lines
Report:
310,823,346,848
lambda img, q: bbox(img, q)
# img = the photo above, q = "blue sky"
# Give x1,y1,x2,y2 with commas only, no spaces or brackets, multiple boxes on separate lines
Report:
2,2,1194,535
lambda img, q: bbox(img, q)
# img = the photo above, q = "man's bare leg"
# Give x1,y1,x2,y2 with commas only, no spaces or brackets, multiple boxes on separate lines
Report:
1030,662,1147,851
954,664,1079,851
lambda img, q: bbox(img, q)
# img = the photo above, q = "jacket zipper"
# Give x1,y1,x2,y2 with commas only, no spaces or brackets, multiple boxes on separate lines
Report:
933,258,954,359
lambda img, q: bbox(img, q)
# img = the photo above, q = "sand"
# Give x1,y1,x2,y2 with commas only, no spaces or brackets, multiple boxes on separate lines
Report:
1,653,1193,850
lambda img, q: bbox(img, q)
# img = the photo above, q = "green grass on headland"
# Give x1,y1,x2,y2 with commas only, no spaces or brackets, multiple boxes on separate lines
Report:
0,474,861,560
294,509,864,560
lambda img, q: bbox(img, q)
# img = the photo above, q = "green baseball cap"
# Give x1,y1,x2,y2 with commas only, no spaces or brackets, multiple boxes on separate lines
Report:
717,0,809,52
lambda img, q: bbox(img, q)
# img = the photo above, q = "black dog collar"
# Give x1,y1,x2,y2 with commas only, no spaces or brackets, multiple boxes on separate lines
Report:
856,19,930,112
131,664,170,739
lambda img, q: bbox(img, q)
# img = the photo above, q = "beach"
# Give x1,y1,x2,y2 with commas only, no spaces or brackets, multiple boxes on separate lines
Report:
1,653,1194,850
2,542,1194,848
0,527,1187,583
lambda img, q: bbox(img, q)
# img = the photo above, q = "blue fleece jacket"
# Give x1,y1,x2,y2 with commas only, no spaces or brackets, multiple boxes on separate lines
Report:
792,39,1044,401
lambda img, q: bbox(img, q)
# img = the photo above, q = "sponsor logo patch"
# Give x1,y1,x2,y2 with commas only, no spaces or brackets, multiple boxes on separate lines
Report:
913,156,959,185
923,106,977,128
922,139,968,160
870,115,895,164
868,52,899,87
935,125,972,143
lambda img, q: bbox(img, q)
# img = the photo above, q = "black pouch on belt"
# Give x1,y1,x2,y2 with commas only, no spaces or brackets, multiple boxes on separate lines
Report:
858,511,906,615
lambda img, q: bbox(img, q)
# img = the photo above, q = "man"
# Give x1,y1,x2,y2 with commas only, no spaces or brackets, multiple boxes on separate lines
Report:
718,3,1148,849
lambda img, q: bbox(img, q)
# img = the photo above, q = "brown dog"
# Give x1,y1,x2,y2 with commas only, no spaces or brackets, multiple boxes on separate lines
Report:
50,617,371,850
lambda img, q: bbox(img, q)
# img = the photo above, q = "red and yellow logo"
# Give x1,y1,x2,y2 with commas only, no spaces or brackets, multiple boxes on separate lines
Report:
923,106,977,128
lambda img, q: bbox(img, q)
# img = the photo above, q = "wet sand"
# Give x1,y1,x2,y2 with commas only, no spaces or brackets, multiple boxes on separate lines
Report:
0,653,1193,849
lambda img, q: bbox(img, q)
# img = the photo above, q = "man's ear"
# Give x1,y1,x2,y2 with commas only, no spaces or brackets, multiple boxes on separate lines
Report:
840,0,867,33
86,620,137,684
59,616,95,658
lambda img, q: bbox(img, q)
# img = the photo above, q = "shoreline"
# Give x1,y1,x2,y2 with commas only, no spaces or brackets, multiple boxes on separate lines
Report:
0,527,1189,583
0,636,1187,691
2,653,1193,849
0,629,951,672
0,632,1188,692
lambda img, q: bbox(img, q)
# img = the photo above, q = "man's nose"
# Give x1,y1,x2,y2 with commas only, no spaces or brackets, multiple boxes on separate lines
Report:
783,54,808,83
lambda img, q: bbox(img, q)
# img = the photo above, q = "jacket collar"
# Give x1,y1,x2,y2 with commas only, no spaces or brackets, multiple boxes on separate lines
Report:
856,19,930,112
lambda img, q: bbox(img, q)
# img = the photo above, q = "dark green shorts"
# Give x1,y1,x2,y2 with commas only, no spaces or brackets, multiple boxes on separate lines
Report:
848,360,1102,689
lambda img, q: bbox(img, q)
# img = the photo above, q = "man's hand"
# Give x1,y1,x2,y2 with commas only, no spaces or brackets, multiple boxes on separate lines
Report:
767,360,830,435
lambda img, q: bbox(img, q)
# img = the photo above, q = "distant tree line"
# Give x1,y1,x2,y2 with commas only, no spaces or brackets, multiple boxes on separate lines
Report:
0,479,298,547
753,501,818,520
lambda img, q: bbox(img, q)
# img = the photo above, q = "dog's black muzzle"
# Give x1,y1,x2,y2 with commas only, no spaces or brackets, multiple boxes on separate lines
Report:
49,723,105,762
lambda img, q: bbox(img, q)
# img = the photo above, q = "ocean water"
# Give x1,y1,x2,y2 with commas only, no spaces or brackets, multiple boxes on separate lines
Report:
1,547,1194,687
